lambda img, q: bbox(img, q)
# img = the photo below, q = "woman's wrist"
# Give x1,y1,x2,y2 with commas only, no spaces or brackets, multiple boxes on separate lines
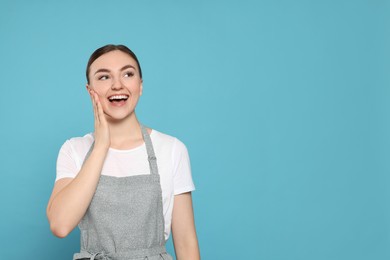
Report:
91,144,110,156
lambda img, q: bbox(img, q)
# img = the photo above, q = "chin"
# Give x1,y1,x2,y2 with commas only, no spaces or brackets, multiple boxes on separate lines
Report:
106,111,134,122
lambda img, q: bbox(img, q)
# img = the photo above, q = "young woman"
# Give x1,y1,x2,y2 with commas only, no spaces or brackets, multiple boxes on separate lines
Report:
46,44,200,260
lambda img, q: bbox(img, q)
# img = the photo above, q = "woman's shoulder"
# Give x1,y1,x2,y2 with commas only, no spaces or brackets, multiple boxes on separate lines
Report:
60,133,94,154
150,128,188,153
151,128,175,142
151,128,186,145
67,132,94,144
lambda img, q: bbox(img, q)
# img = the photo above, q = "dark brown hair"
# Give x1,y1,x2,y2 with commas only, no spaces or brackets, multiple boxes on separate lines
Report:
86,44,142,83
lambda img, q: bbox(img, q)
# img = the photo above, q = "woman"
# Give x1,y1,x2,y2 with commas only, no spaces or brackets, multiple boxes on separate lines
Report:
46,44,200,260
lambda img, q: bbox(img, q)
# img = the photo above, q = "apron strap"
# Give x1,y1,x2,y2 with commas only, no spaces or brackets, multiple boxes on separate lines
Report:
140,124,159,176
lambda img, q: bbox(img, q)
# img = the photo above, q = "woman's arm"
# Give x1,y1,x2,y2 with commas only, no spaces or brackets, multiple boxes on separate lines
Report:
46,90,110,238
171,192,200,260
46,146,108,238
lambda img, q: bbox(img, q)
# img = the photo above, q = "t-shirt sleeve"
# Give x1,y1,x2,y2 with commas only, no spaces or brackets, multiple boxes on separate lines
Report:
56,140,78,182
172,138,195,195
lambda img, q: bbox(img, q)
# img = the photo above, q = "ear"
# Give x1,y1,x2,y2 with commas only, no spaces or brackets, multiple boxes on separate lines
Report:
140,81,143,96
86,84,93,94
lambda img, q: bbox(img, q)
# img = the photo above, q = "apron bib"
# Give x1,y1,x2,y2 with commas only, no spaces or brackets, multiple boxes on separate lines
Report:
73,124,172,260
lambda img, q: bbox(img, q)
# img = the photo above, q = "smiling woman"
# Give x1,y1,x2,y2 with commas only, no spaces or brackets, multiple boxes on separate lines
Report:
87,48,143,124
46,44,200,260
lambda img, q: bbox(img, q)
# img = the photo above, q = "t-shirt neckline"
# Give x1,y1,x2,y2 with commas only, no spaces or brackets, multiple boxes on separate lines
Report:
102,129,155,153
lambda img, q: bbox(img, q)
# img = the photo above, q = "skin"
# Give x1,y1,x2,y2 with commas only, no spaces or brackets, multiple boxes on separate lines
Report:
46,50,200,259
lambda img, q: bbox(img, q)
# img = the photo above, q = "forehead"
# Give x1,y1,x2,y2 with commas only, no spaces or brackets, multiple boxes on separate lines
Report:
90,50,138,72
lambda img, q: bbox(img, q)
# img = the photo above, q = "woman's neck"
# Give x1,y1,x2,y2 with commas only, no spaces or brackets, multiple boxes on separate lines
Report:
106,112,144,150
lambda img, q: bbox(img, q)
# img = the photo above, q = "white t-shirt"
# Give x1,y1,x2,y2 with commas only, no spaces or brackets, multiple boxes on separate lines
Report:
55,129,195,240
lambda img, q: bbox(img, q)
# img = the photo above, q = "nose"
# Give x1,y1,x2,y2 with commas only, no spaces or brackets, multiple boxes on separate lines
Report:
111,76,123,90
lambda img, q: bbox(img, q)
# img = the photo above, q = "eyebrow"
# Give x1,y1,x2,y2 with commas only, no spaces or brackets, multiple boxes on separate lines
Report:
94,65,136,75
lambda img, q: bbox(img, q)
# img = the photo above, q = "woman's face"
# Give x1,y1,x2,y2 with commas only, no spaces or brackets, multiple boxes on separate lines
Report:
87,50,143,121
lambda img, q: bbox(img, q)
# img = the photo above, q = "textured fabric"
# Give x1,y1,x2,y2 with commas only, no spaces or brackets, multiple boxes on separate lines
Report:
73,246,172,260
73,124,172,260
56,129,195,240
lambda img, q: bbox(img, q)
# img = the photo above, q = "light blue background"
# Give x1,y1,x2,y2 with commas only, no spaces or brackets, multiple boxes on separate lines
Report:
0,0,389,259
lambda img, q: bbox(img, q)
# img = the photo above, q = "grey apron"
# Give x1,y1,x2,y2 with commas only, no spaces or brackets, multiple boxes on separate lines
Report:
73,124,172,260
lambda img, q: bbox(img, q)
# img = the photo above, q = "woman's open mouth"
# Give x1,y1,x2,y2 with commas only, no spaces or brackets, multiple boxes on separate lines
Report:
108,94,129,106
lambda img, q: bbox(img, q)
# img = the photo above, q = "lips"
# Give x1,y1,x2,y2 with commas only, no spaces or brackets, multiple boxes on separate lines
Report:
108,94,129,102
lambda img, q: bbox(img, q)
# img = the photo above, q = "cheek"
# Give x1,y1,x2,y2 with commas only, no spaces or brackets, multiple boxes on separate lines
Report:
93,91,106,103
90,86,105,96
127,83,142,94
98,95,106,103
91,79,112,91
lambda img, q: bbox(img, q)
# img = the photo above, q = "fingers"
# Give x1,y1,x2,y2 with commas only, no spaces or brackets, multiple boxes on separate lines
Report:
96,94,106,125
87,88,110,150
88,88,100,125
93,91,100,125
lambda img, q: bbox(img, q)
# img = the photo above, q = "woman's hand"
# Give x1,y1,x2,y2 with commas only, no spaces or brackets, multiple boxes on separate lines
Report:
88,88,110,151
47,90,111,237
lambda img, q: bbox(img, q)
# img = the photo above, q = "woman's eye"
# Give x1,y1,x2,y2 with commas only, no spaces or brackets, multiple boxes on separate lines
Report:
98,75,109,80
124,72,134,78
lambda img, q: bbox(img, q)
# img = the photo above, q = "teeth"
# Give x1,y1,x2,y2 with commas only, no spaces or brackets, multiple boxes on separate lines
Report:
109,95,128,101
